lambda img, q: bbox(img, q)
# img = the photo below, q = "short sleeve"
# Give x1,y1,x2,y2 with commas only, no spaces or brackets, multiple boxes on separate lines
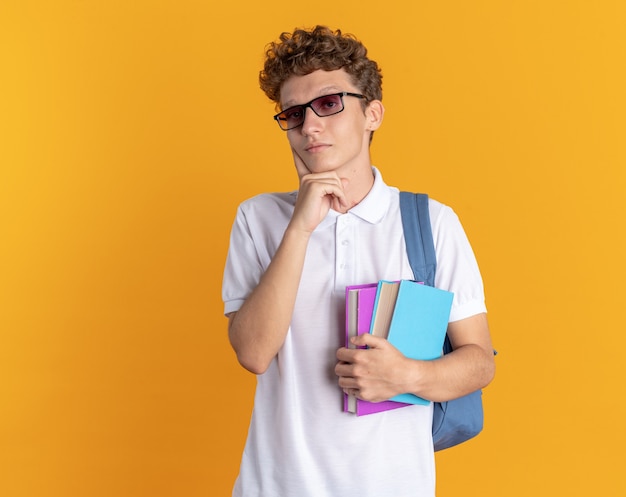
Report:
430,201,487,322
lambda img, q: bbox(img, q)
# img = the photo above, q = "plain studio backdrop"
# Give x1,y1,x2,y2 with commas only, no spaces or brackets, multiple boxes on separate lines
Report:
1,1,624,495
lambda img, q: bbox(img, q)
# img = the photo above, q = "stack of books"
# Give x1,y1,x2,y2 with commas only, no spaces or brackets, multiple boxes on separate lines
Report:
344,280,453,416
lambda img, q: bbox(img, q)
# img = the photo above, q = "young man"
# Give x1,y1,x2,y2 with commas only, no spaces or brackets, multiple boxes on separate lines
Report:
222,26,495,497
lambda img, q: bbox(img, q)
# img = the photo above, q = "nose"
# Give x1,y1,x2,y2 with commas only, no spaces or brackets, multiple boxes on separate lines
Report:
300,106,323,135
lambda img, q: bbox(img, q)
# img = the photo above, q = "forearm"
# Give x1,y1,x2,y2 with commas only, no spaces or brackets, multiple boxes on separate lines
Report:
404,342,495,402
228,227,311,374
336,313,495,403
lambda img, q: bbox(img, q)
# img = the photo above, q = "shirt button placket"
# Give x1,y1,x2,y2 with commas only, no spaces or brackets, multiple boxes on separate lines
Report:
335,215,356,291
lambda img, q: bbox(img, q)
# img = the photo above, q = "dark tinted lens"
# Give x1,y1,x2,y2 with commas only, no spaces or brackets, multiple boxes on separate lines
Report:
278,106,305,129
311,94,344,116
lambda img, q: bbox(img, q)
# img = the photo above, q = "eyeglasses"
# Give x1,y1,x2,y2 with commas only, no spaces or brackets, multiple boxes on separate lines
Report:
273,92,366,130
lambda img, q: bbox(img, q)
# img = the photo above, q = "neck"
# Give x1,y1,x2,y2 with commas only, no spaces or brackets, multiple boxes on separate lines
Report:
337,165,375,213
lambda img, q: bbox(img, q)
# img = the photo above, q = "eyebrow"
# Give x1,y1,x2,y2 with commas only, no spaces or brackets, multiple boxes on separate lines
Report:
281,86,343,110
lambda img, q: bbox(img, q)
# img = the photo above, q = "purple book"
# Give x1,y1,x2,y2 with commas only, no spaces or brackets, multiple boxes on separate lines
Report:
344,283,411,416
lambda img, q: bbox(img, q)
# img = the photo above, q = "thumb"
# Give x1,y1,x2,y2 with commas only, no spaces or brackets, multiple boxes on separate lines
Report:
351,333,386,349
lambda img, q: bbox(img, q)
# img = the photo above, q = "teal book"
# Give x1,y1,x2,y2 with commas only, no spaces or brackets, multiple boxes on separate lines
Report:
382,279,454,405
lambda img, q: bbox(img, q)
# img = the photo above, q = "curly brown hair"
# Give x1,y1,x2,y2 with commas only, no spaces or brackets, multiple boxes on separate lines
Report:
259,26,383,106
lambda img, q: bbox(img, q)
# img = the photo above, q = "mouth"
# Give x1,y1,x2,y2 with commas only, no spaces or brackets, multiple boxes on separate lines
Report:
305,142,331,153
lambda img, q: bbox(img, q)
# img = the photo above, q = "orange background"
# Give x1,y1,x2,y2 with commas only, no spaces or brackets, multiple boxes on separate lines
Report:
1,1,625,496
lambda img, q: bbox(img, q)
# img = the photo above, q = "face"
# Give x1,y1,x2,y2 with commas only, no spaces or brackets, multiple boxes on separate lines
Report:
279,69,383,178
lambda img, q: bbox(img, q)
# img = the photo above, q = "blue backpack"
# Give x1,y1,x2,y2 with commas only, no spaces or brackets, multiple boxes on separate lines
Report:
399,192,484,451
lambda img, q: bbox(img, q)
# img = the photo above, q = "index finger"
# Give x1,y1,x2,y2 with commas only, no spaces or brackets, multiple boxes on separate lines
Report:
336,346,357,363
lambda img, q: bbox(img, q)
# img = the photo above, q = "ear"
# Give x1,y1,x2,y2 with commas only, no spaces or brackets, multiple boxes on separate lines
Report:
365,100,385,131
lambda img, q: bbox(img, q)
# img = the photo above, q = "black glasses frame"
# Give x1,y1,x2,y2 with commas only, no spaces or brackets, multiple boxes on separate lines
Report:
273,92,366,130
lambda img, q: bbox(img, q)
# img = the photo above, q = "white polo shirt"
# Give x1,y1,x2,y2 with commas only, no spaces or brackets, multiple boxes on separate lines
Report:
222,167,486,497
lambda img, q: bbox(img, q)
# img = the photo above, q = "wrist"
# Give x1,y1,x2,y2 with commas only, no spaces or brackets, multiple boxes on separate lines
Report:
401,358,430,399
284,222,315,242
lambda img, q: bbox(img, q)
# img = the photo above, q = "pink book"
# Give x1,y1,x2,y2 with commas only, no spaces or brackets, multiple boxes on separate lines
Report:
344,283,411,416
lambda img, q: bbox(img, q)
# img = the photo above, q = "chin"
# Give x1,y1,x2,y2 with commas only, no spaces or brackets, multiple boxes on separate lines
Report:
305,156,346,173
313,164,340,173
304,163,338,174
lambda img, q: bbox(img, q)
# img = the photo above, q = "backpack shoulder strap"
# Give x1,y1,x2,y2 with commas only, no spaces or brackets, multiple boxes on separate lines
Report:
401,191,487,451
399,192,436,287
